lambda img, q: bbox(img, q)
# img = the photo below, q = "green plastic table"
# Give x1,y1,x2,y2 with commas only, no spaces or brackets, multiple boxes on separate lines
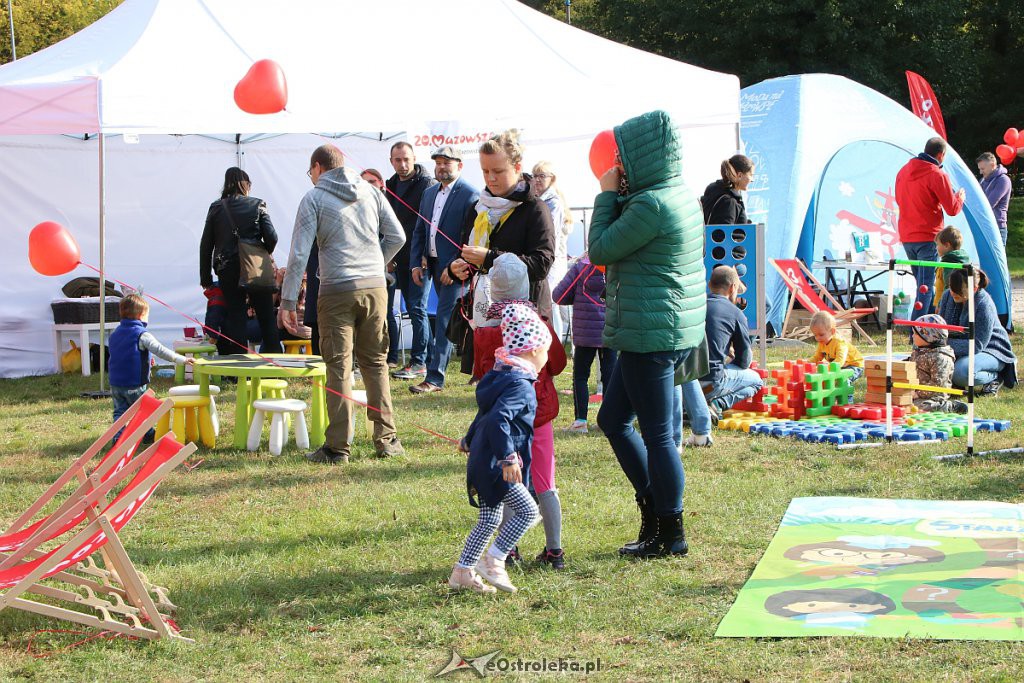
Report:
194,354,327,450
174,343,217,383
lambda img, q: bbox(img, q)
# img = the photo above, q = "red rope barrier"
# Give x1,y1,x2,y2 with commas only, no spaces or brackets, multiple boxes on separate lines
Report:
82,264,461,446
893,319,966,332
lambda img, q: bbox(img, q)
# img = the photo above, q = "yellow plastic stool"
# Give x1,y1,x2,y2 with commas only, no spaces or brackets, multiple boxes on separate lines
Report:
282,340,311,355
155,395,215,448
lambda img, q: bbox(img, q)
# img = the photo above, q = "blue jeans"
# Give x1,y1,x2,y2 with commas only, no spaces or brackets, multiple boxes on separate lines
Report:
846,366,864,384
572,345,617,421
111,384,154,442
597,349,688,516
903,241,938,320
701,365,764,413
386,282,400,365
672,380,712,447
999,224,1008,247
425,263,460,387
953,352,1004,387
396,269,431,367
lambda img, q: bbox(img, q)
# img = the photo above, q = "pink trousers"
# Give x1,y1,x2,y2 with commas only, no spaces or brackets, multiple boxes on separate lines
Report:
530,421,556,494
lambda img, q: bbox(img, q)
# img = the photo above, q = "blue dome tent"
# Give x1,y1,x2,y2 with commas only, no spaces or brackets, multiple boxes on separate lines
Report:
741,74,1011,330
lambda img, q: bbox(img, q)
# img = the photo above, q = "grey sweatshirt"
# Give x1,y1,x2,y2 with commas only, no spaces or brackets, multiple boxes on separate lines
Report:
281,167,405,310
139,332,187,364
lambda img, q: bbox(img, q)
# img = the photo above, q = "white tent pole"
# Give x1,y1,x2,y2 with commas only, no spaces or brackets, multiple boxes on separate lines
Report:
6,0,15,60
97,131,106,392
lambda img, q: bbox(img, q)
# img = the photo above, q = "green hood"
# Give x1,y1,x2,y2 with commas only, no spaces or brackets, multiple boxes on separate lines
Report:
942,248,971,264
614,110,683,194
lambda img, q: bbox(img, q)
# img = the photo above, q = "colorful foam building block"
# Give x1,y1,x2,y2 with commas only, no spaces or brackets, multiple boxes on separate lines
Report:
832,403,908,421
803,362,855,417
731,362,772,413
766,360,817,420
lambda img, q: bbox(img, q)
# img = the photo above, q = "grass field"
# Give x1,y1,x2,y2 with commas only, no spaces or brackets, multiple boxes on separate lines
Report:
0,328,1021,682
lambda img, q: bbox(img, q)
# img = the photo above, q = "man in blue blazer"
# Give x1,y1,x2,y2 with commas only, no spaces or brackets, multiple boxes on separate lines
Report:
409,147,480,393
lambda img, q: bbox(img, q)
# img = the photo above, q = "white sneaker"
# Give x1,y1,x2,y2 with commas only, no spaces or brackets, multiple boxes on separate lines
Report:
448,565,496,594
566,420,589,434
475,555,517,593
683,434,714,448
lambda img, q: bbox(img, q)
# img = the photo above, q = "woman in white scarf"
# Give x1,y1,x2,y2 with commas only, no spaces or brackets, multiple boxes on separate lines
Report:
447,130,556,324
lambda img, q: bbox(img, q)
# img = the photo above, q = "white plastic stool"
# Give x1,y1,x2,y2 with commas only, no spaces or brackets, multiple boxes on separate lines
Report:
350,389,372,437
247,398,309,456
168,384,221,436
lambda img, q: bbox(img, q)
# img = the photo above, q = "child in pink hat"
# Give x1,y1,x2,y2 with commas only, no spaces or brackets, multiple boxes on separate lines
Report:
449,303,551,594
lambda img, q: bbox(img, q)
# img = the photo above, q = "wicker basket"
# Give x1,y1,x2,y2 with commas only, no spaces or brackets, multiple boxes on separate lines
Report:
51,298,122,324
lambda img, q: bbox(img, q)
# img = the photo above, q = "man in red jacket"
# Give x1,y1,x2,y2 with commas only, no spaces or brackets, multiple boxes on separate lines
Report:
895,137,966,319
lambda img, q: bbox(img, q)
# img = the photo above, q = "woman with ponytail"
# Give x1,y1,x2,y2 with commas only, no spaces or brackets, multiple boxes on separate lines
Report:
701,154,754,226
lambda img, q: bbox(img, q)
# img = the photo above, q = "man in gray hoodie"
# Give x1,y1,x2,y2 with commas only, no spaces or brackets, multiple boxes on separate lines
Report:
281,145,407,463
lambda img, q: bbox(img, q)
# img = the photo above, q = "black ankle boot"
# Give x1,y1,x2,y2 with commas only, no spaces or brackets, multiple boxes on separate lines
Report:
625,513,688,559
618,497,658,555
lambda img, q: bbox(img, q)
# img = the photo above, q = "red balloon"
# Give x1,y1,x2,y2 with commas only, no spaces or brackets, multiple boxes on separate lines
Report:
918,284,929,294
914,301,924,311
234,59,288,115
29,221,80,276
996,144,1016,166
1017,130,1024,150
589,130,619,179
1003,128,1019,146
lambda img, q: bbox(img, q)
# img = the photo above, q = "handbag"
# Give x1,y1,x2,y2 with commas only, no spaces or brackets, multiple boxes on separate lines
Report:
222,199,277,292
445,288,473,353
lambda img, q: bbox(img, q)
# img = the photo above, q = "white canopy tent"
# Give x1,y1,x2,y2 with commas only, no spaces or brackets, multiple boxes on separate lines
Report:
0,0,740,378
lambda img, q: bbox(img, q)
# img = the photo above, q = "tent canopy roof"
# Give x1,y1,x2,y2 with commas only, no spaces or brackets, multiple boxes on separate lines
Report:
0,0,739,135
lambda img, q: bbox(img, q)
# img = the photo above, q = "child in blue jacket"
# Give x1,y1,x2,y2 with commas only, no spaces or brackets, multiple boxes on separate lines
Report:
449,303,550,594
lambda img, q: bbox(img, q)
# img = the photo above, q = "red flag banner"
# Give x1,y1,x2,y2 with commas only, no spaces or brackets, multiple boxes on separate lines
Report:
905,71,947,140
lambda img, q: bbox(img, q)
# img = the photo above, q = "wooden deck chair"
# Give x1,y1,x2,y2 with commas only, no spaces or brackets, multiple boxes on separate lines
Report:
3,391,170,542
771,258,878,345
0,391,175,610
0,435,196,642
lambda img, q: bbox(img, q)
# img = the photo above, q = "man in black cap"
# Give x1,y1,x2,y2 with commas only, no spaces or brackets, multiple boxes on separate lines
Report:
409,146,480,393
385,142,436,380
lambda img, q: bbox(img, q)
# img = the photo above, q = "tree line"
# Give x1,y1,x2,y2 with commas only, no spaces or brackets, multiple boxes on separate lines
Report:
526,0,1023,165
0,1,122,63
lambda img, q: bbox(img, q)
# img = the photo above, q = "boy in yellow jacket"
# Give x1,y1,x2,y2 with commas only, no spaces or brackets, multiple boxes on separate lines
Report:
809,311,864,383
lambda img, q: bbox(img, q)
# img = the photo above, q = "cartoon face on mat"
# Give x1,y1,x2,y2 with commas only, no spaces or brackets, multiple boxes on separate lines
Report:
784,540,944,570
765,589,897,619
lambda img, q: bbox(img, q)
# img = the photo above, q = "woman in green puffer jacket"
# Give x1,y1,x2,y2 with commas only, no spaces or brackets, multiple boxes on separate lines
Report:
589,110,706,560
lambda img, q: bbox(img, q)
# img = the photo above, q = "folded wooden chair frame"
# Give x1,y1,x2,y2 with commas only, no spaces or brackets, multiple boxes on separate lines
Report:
0,435,196,642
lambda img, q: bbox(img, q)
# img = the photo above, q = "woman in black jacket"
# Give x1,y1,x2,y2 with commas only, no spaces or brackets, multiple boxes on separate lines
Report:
199,167,282,355
446,130,556,380
448,130,556,318
701,154,754,226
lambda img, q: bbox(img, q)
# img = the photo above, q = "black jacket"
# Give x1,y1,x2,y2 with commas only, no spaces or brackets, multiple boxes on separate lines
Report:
454,176,556,317
385,164,437,271
200,195,278,287
701,179,748,226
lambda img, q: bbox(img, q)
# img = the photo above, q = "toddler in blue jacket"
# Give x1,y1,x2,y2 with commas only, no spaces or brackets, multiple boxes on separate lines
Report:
449,303,550,594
